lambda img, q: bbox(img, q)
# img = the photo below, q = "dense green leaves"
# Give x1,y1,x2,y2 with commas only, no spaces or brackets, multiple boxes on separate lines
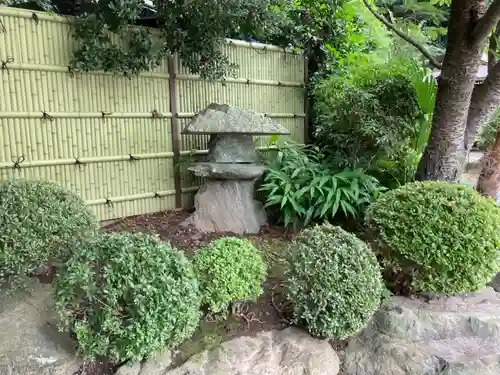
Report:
314,68,421,167
0,179,98,292
366,181,500,295
53,232,201,362
259,141,386,228
313,58,430,187
68,0,342,79
284,223,384,339
192,237,267,315
34,0,367,79
70,0,169,76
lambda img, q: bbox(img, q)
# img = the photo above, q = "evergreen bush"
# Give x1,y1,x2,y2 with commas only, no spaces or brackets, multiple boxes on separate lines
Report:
193,237,267,315
284,223,383,339
0,179,98,290
53,232,201,362
366,181,500,295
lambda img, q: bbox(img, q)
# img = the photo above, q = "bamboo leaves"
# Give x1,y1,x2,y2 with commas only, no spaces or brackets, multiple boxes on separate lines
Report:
259,141,386,228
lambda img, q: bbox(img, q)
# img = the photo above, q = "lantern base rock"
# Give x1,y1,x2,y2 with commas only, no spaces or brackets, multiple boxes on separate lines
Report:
182,180,266,234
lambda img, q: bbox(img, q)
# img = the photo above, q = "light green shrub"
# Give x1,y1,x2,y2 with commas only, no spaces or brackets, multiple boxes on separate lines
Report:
193,237,267,315
284,223,383,340
0,179,98,290
53,232,201,363
366,181,500,295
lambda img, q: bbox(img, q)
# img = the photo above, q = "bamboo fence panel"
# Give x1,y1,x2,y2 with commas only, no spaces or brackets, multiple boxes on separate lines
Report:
0,6,306,220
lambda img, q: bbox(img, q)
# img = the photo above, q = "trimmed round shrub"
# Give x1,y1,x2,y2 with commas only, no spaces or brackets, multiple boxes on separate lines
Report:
284,223,383,340
0,179,98,288
53,232,201,362
192,237,267,315
366,181,500,296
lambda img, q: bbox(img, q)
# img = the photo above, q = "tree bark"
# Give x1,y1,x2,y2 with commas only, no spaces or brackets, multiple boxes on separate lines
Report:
416,0,484,181
464,63,500,152
464,21,500,153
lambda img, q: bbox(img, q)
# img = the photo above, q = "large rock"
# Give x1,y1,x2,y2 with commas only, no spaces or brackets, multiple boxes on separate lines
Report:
182,180,266,234
344,288,500,375
207,134,259,163
117,328,339,375
0,282,81,375
181,103,290,135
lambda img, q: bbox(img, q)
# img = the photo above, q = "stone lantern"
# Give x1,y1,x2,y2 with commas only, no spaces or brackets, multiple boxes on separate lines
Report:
181,103,290,234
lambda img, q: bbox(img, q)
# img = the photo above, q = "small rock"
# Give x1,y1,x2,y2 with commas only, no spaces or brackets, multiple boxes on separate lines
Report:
0,281,81,375
116,350,171,375
344,287,500,375
115,363,141,375
126,328,339,375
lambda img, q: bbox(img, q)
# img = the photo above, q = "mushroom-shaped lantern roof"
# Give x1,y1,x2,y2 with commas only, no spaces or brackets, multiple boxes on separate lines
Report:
181,103,291,135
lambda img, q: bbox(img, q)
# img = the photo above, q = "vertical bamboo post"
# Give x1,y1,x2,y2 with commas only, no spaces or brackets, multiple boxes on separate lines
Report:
168,56,183,208
303,50,310,144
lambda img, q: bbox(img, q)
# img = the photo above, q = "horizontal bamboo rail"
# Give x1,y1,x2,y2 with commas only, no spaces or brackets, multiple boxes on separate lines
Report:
0,146,280,169
0,112,306,119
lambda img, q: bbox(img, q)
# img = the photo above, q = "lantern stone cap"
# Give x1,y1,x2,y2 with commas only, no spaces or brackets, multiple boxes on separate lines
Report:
181,103,291,135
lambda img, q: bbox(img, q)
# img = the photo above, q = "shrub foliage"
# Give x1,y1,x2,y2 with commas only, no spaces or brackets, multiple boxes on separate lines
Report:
284,223,383,340
312,59,431,188
0,179,97,289
314,73,421,169
366,181,500,295
193,237,267,315
53,232,201,362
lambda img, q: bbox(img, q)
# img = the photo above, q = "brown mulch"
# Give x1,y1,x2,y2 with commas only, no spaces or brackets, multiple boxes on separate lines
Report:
102,209,293,252
74,360,119,375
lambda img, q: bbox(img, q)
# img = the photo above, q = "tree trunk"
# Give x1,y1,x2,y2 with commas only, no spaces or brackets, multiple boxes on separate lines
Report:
464,62,500,152
477,127,500,198
416,56,482,181
416,1,484,182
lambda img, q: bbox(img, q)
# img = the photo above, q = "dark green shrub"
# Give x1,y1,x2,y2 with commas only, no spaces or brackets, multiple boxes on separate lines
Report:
314,74,421,169
53,232,201,362
193,237,267,315
312,59,430,188
259,141,386,228
366,181,500,296
284,223,383,340
0,179,98,290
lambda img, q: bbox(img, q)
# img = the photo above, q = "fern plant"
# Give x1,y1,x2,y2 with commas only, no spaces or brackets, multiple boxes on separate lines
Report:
259,141,386,228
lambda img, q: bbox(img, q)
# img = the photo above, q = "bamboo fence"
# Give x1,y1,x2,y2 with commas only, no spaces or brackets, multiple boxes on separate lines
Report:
0,6,307,221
